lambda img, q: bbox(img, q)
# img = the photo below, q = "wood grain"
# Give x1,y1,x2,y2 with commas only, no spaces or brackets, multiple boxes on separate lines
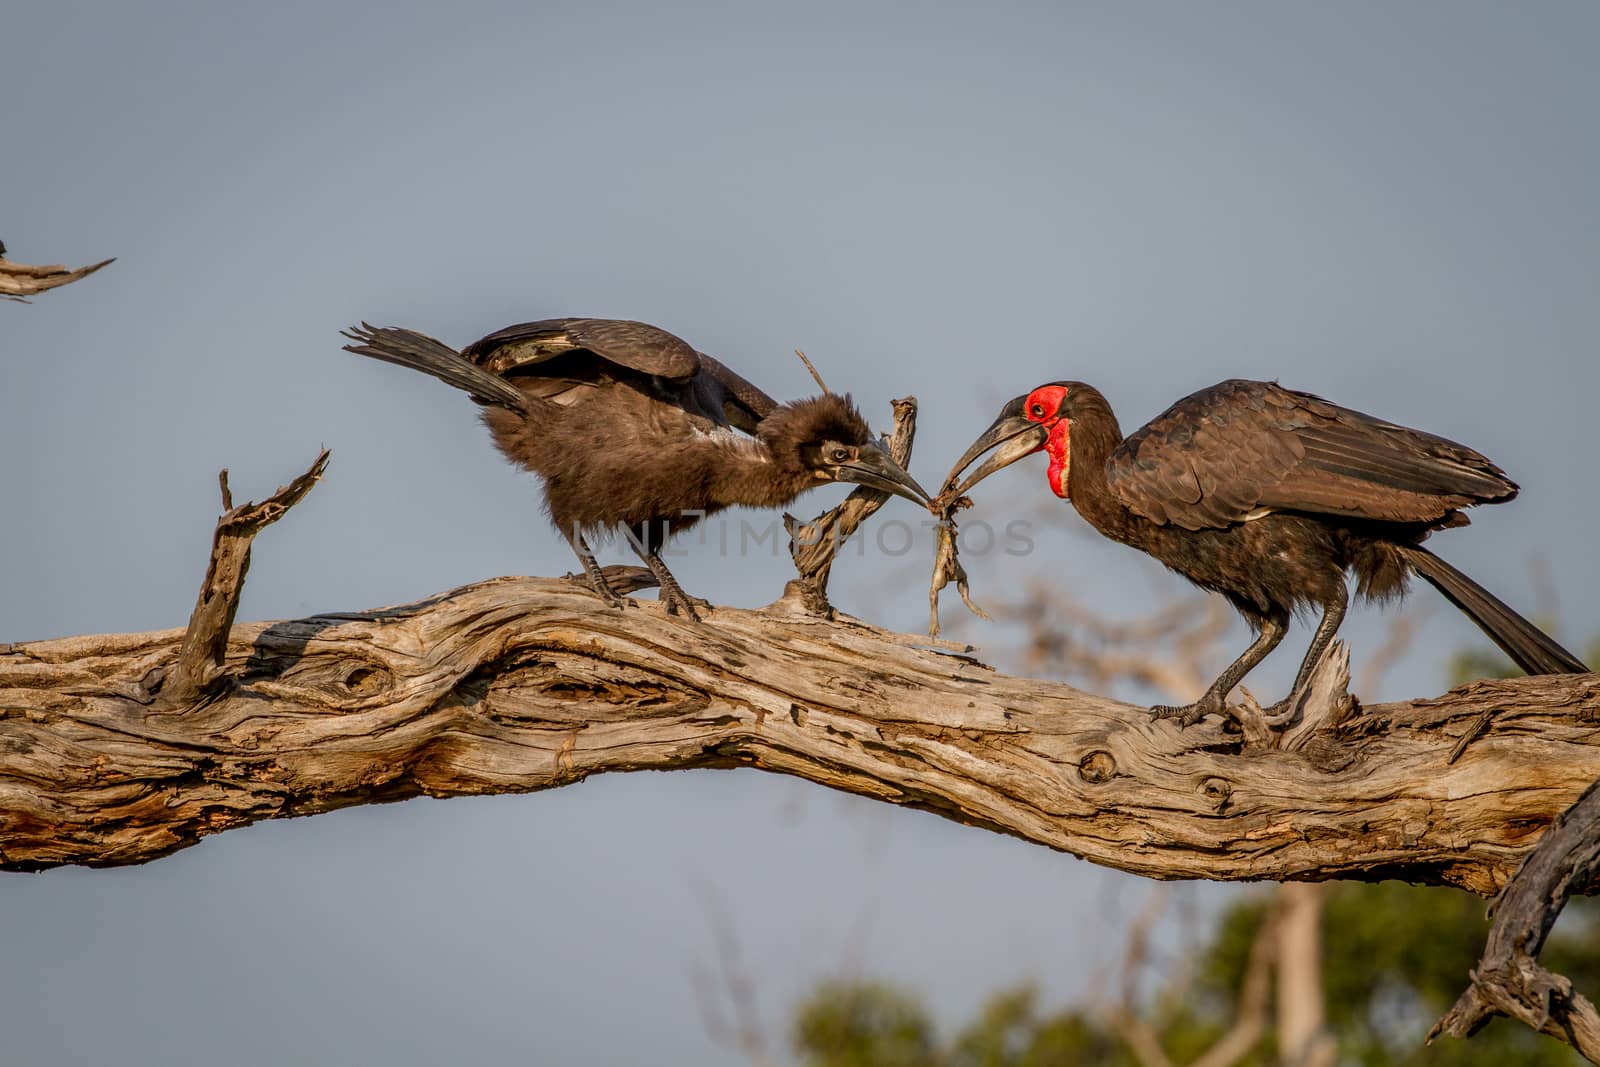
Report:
2,573,1596,883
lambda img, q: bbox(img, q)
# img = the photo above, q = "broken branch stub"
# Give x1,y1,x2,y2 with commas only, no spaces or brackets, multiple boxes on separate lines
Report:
782,396,917,615
160,450,330,704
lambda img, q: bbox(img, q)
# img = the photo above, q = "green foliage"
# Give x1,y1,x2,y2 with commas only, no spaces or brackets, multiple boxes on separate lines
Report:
1446,637,1600,687
1317,883,1591,1066
791,978,1127,1067
943,987,1122,1067
791,884,1595,1066
792,980,938,1067
1447,647,1523,685
1195,884,1592,1066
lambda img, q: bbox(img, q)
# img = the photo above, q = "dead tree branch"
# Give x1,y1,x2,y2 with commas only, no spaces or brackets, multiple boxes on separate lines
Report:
2,557,1598,881
0,240,114,301
160,452,330,705
782,396,917,615
689,889,778,1067
1003,588,1228,703
1108,886,1276,1067
1189,908,1277,1067
1427,777,1600,1061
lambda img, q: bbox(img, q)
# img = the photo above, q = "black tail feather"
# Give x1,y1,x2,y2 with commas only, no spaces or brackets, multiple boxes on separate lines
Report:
1400,545,1589,675
341,323,530,412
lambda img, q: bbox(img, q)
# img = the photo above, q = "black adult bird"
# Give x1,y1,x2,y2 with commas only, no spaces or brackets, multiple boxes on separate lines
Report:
941,378,1588,724
342,318,929,619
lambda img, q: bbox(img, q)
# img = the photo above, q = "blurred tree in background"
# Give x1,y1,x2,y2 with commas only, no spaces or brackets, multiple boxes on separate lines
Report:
790,886,1596,1066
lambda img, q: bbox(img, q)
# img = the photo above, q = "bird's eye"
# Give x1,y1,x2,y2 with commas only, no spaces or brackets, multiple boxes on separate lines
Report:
1030,404,1045,418
830,447,850,463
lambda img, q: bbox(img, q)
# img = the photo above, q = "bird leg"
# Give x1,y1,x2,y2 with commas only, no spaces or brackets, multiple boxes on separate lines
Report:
637,552,709,621
563,529,627,610
1153,611,1289,727
624,522,709,621
1267,591,1348,719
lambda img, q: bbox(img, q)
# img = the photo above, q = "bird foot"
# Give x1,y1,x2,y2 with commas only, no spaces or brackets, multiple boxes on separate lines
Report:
1151,693,1226,728
659,588,710,622
635,553,710,622
564,570,629,611
1262,694,1303,724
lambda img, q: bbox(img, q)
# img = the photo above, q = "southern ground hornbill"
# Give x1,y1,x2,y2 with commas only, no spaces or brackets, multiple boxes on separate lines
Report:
941,378,1588,725
342,318,929,619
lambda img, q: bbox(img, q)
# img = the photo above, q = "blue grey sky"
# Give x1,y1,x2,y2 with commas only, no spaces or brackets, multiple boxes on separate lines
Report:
4,2,1597,1063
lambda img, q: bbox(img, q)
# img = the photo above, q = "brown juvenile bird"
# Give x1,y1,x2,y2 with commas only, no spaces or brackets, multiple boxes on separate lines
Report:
942,378,1588,724
342,318,929,619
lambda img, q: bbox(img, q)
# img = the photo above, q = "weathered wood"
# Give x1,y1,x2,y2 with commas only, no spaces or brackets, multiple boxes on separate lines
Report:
1,573,1597,883
0,240,114,301
161,452,330,704
782,396,919,615
1428,777,1600,1061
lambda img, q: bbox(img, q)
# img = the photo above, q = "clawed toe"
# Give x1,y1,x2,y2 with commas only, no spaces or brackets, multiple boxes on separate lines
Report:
1262,691,1304,723
662,589,709,622
1151,697,1223,728
567,572,628,610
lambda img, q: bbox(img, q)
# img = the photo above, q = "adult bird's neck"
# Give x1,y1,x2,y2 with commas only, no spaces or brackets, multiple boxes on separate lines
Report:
1061,398,1140,542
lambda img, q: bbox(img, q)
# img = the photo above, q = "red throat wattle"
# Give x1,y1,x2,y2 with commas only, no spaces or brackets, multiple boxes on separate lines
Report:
1021,384,1071,497
1045,418,1070,497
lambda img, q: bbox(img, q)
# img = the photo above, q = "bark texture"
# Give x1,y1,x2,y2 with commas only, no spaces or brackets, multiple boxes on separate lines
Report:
2,569,1598,882
1428,776,1600,1059
783,395,918,615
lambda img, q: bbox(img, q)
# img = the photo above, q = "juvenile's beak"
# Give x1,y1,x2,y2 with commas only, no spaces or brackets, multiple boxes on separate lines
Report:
834,441,932,505
942,396,1049,497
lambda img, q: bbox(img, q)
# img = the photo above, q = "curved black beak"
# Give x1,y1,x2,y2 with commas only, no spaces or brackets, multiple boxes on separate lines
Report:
834,441,932,505
941,396,1049,497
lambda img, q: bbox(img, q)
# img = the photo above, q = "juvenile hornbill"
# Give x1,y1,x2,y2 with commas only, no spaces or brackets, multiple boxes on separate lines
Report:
342,318,929,619
941,378,1588,724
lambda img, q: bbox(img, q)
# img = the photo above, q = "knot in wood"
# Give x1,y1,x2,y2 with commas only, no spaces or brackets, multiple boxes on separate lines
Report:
1077,750,1115,783
342,665,390,695
1200,776,1232,808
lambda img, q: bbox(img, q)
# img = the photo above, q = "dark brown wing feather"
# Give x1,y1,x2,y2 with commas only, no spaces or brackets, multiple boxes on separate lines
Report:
460,317,724,415
694,353,778,433
1107,379,1517,531
461,317,779,437
462,318,702,381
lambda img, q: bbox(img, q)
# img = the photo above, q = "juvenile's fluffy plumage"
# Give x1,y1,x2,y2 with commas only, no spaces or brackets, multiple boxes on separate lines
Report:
342,318,926,618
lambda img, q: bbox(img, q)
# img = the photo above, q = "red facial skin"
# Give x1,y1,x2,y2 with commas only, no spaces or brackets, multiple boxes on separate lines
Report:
1022,384,1071,498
